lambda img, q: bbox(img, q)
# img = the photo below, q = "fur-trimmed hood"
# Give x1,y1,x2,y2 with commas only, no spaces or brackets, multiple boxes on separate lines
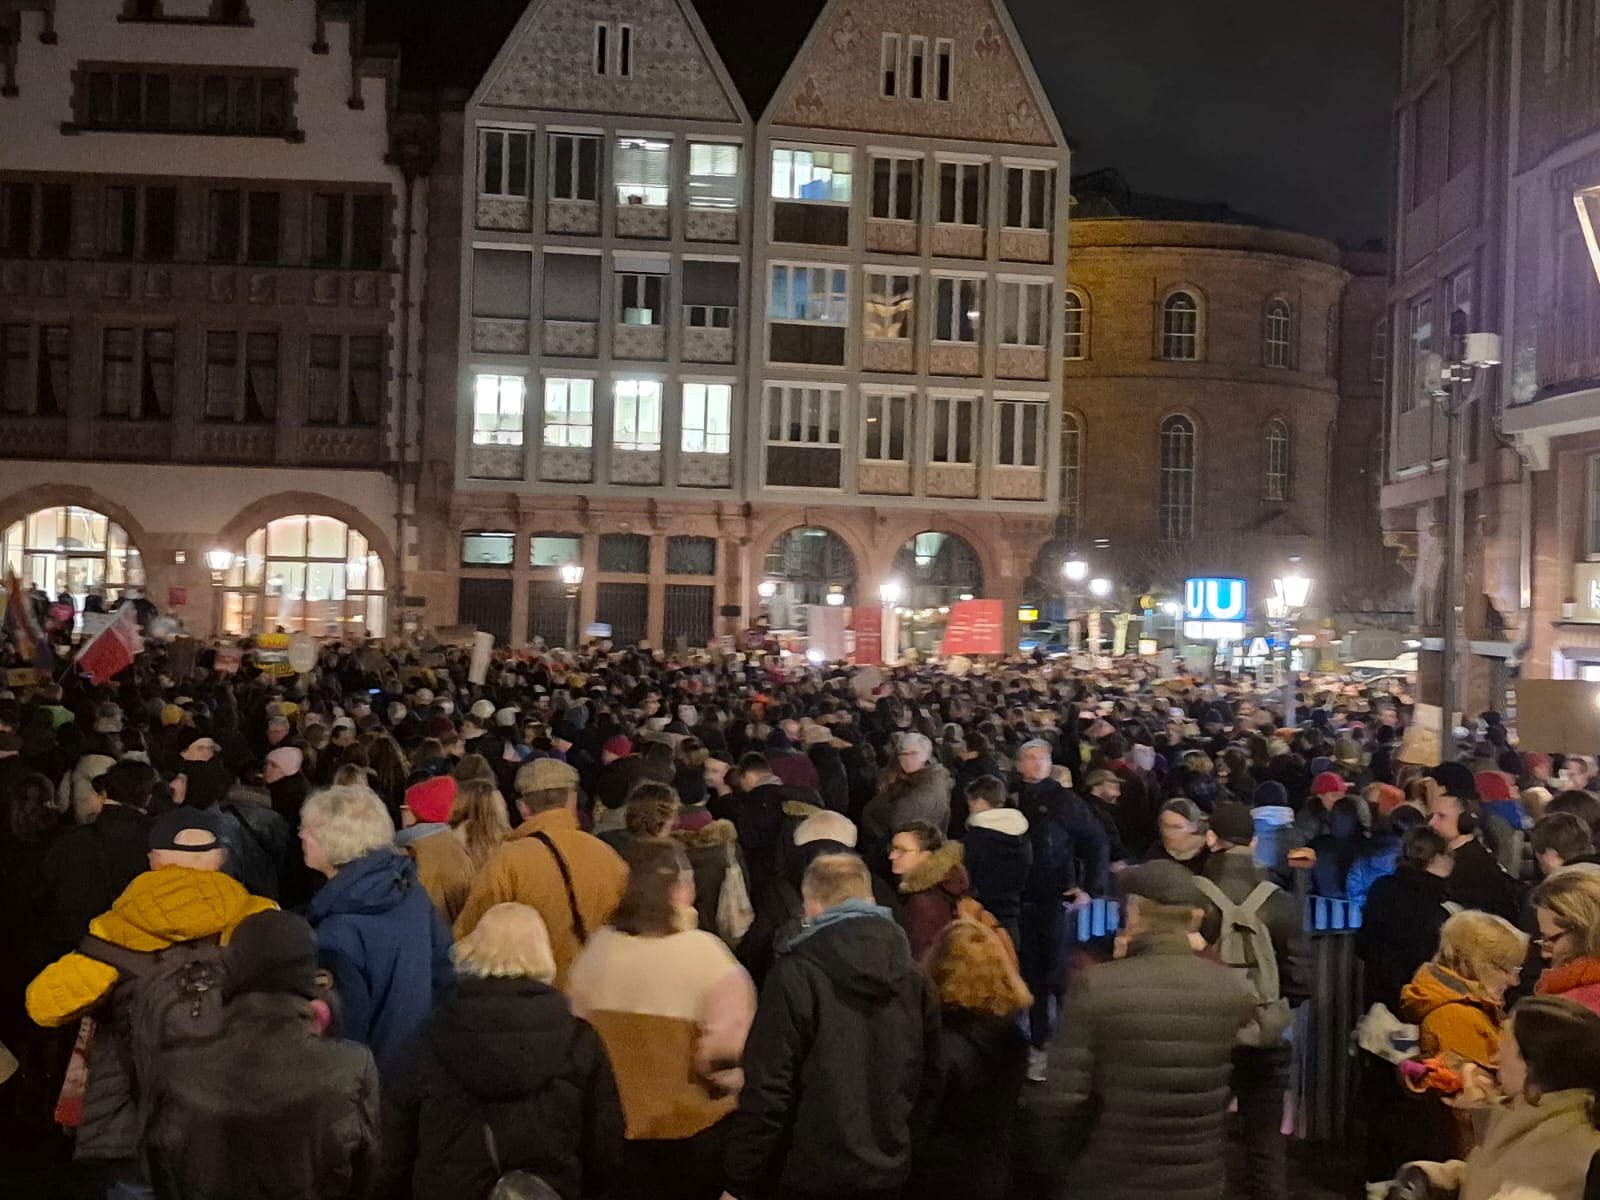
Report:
783,799,823,820
673,818,737,850
967,807,1029,837
900,840,968,897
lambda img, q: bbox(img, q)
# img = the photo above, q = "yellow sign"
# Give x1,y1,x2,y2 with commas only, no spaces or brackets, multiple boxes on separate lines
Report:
1137,638,1158,656
1139,594,1155,611
1017,606,1039,622
255,632,297,678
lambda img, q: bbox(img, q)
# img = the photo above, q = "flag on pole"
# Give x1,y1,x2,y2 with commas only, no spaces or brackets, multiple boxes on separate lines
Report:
75,603,143,685
2,568,55,671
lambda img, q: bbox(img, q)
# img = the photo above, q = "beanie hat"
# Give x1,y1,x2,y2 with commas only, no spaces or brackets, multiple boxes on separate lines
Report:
404,775,457,824
1310,771,1350,797
1371,783,1406,814
1251,780,1289,809
265,746,303,777
1523,752,1552,774
1426,761,1477,801
224,910,320,1001
1473,771,1514,804
603,735,633,758
1210,801,1257,846
1332,739,1362,765
470,699,496,721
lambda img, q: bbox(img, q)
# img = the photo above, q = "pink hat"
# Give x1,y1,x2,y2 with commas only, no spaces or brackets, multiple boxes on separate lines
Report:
1311,770,1350,796
265,746,303,777
604,735,633,758
404,776,457,824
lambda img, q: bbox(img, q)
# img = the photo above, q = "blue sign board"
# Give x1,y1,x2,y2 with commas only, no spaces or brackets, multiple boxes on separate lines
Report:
1184,577,1248,622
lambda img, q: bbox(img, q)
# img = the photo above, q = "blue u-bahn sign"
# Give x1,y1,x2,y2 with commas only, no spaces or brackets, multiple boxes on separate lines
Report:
1184,577,1248,621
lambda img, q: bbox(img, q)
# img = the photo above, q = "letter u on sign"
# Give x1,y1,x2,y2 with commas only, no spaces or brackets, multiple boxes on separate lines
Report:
1184,577,1247,621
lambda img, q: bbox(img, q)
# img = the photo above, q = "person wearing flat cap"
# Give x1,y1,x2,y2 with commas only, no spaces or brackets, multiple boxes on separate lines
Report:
1034,860,1253,1200
453,756,628,990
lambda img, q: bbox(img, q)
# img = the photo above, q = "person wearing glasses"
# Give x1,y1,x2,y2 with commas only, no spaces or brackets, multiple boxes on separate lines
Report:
1532,869,1600,1016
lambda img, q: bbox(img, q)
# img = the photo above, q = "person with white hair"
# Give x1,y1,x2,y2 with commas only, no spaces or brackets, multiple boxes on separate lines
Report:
861,731,954,857
377,902,624,1200
300,784,454,1077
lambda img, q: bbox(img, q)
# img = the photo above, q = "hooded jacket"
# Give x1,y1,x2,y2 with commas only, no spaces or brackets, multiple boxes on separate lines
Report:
1401,962,1503,1068
898,841,971,960
723,907,939,1200
375,976,624,1200
305,849,454,1077
1354,866,1453,1011
1535,956,1600,1016
962,807,1032,946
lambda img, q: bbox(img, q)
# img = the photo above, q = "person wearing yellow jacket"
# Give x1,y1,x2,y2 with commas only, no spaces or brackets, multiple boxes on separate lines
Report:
26,807,276,1197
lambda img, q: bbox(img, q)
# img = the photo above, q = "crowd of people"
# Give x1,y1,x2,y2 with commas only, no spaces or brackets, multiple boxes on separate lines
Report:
1,635,1600,1200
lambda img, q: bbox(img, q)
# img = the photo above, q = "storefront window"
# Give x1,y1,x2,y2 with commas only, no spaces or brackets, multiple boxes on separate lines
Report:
221,514,385,636
1,505,145,622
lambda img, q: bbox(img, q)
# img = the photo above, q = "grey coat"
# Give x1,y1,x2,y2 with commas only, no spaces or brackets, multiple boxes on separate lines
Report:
1035,933,1252,1200
862,764,953,846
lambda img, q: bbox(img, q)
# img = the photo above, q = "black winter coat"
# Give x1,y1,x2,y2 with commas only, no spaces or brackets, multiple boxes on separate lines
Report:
1444,837,1524,922
1015,778,1110,900
961,809,1033,948
376,976,624,1200
1354,867,1451,1011
39,803,149,959
724,911,939,1200
913,1009,1029,1200
143,993,380,1200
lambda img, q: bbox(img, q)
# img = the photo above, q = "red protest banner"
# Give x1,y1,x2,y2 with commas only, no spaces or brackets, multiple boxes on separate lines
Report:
853,605,882,664
940,599,1004,657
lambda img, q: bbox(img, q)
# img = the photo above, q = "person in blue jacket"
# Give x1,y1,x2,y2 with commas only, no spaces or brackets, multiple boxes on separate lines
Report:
300,783,454,1077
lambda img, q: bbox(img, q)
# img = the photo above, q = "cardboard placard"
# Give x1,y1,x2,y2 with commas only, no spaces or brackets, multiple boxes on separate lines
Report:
1513,679,1600,755
1397,702,1443,766
468,631,494,685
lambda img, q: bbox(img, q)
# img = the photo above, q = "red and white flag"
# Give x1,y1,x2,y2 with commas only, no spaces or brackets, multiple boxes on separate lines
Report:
75,603,143,685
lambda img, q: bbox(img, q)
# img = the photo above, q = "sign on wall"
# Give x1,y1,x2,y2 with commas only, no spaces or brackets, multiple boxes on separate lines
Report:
1184,577,1248,621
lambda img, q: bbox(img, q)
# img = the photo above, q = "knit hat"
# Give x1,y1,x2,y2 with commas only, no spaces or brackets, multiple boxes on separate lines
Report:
404,775,457,824
1119,860,1204,908
1523,752,1552,774
1426,761,1476,800
265,746,303,777
1310,771,1350,797
1210,801,1257,846
1474,771,1514,804
470,699,496,721
603,735,633,758
1371,783,1406,814
223,910,320,1001
1332,739,1362,765
1251,780,1289,808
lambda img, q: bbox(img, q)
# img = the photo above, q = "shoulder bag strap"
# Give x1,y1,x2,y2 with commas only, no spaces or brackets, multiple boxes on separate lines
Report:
530,831,588,945
77,934,155,979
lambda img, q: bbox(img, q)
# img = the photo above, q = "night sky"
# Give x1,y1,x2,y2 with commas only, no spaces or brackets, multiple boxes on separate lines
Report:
1007,0,1401,246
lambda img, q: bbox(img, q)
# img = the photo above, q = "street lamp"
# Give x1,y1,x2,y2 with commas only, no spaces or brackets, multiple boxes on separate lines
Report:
757,579,777,600
1270,568,1313,728
878,580,902,606
205,548,235,582
560,562,583,650
1088,577,1112,598
1062,556,1088,583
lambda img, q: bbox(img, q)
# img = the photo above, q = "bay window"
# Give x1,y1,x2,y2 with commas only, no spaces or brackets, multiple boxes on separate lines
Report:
543,376,594,447
472,372,525,446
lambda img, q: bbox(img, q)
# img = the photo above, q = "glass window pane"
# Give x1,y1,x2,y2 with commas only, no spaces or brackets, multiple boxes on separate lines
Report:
306,515,346,559
266,515,306,558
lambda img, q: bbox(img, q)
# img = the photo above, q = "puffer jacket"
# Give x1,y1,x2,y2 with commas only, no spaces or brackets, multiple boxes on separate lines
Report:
25,867,276,1164
1036,933,1252,1200
1535,955,1600,1016
375,976,624,1200
897,841,971,960
305,850,454,1077
962,807,1032,949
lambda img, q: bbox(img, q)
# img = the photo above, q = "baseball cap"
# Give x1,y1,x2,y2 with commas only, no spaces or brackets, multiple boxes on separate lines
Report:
603,735,633,757
148,807,227,854
1311,771,1351,796
1119,860,1204,908
517,757,579,793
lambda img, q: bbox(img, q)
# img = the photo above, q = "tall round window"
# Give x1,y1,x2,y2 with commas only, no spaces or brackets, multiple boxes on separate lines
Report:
1,506,145,616
221,514,386,636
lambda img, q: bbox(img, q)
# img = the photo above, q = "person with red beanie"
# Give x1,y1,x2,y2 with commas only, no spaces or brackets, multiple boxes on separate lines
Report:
398,775,475,923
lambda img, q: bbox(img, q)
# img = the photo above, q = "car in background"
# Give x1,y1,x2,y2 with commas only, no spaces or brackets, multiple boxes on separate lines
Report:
1019,619,1072,655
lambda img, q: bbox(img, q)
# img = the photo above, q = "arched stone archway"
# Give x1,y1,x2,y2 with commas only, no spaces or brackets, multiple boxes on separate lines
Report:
216,512,390,637
0,485,154,559
215,491,396,570
759,526,858,633
884,531,987,655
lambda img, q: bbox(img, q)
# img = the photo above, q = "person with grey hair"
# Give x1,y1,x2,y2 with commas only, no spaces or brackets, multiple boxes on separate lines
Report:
862,731,953,857
301,785,454,1077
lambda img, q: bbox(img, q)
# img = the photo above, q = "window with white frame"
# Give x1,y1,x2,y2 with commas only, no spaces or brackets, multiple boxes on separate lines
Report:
930,394,976,464
1003,165,1052,230
865,272,915,339
937,161,985,225
543,377,594,447
1060,412,1082,537
1262,417,1290,501
765,384,843,488
479,128,531,198
615,137,671,206
999,280,1049,348
770,147,852,202
862,391,909,461
550,134,601,202
934,38,953,101
1063,289,1086,359
1162,291,1199,360
881,33,901,97
934,276,982,343
681,382,731,454
1158,414,1196,540
770,263,849,322
613,378,662,452
995,398,1045,467
617,269,665,325
1370,315,1388,384
593,22,632,77
1404,294,1433,412
1265,298,1293,367
871,154,920,221
472,373,525,446
1587,453,1600,557
907,36,927,99
688,142,739,209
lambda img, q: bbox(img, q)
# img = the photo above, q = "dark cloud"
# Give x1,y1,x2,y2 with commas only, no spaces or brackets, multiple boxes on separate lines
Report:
1008,0,1400,244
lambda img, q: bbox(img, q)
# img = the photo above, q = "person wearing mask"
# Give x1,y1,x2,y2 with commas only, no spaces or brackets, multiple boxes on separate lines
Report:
960,775,1032,954
264,745,310,826
1013,738,1109,1081
300,785,454,1077
721,852,938,1200
862,732,954,854
453,758,628,989
141,910,380,1200
1427,763,1523,922
568,841,755,1200
889,821,971,960
1531,869,1600,1015
1398,911,1528,1162
396,776,476,925
912,918,1032,1200
377,902,624,1200
1034,860,1251,1200
1147,798,1213,874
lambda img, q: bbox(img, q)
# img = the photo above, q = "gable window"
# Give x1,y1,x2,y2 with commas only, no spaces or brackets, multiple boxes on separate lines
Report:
593,23,632,77
543,377,594,447
681,382,732,454
770,147,852,203
613,378,662,452
881,34,900,97
1158,415,1196,541
865,272,915,340
995,398,1045,467
934,276,981,343
1063,289,1086,359
1003,165,1052,230
472,373,525,446
998,280,1049,348
770,264,849,322
615,137,671,207
930,394,976,464
938,161,985,225
862,391,909,461
1262,417,1290,501
1161,291,1199,360
765,384,843,488
871,155,920,221
550,134,601,203
688,142,739,209
1264,298,1293,368
934,39,954,101
479,128,532,198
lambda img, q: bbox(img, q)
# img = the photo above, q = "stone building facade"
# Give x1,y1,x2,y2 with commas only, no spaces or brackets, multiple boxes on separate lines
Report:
0,0,422,638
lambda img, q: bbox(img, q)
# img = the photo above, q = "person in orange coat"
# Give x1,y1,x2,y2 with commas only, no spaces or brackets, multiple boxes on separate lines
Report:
395,776,475,924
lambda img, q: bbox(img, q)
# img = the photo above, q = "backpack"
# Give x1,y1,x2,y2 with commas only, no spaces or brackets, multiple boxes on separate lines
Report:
483,1123,561,1200
1191,876,1292,1047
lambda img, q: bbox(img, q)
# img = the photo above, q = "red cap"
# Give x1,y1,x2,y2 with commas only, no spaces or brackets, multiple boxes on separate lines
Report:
1311,771,1351,796
1524,752,1552,773
404,775,457,824
1372,783,1406,814
603,735,633,758
1474,771,1514,803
